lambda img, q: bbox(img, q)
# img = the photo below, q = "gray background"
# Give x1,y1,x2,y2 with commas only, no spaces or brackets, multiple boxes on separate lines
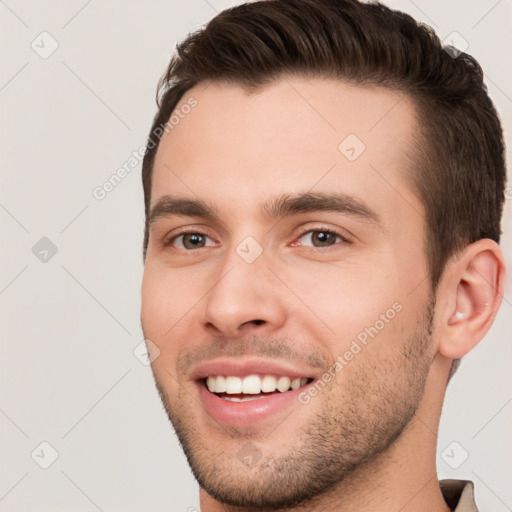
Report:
0,1,510,510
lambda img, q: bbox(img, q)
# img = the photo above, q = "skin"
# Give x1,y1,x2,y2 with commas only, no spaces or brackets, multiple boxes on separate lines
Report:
140,77,505,511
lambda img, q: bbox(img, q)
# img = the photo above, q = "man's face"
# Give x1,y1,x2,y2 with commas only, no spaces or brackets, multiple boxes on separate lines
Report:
141,78,437,508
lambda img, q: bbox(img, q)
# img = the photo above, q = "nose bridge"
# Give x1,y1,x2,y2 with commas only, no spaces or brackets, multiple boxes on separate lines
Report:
214,231,268,290
201,238,286,335
209,239,268,309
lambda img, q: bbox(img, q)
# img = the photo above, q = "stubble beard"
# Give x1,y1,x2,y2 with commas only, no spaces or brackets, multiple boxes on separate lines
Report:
151,299,435,510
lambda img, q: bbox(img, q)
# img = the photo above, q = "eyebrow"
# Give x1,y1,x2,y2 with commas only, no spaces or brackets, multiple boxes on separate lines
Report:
148,192,383,229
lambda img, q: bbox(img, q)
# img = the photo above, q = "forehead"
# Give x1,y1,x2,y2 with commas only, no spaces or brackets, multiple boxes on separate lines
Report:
151,77,422,226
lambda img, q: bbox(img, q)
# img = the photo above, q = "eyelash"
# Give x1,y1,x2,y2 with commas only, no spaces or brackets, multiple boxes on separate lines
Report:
163,226,352,250
292,227,351,248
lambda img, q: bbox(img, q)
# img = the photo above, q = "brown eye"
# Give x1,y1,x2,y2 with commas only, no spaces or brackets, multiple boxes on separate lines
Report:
297,230,344,247
170,232,215,250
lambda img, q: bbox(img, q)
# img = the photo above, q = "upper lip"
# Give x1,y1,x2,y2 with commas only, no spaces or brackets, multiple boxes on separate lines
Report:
189,357,318,381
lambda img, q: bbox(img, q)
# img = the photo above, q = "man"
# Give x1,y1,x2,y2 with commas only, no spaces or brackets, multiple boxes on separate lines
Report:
140,0,506,510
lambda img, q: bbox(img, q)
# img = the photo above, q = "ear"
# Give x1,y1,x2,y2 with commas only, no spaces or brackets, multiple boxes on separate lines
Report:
436,239,506,360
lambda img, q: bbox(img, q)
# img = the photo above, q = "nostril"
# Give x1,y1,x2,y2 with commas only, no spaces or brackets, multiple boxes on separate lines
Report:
252,319,265,325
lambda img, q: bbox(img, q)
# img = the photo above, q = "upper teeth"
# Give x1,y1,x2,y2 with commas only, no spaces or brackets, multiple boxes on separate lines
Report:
206,375,308,394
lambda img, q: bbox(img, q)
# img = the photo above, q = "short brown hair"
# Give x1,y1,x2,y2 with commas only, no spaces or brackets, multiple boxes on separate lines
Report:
142,0,506,290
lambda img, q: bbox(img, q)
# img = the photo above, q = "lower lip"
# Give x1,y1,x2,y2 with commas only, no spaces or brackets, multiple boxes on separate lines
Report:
196,381,308,427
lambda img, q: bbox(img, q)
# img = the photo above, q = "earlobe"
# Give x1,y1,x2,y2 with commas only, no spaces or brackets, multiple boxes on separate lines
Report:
438,239,506,360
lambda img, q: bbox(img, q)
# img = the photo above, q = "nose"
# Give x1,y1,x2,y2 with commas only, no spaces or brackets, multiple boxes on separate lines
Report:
200,248,288,338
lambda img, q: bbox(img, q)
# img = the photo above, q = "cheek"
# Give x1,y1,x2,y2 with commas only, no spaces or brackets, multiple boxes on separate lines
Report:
278,257,426,358
141,267,167,334
280,261,395,330
141,263,204,348
143,258,198,308
141,264,206,394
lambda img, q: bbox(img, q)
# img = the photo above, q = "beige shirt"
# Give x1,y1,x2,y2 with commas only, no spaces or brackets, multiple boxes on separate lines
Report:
440,480,478,512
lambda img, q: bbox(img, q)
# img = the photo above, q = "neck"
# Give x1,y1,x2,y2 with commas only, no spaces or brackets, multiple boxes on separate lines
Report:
200,354,453,512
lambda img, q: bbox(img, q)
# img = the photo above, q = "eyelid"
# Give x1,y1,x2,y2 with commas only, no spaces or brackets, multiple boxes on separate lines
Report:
290,225,354,246
162,224,354,249
163,226,218,247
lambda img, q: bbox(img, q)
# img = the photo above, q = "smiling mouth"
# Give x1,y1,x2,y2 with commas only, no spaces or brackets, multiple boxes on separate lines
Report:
203,374,314,402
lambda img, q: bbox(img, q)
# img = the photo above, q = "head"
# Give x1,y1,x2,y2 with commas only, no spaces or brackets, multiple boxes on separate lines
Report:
140,0,506,508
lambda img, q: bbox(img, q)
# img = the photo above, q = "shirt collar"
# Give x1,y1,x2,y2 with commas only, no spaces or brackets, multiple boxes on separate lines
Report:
440,479,478,511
